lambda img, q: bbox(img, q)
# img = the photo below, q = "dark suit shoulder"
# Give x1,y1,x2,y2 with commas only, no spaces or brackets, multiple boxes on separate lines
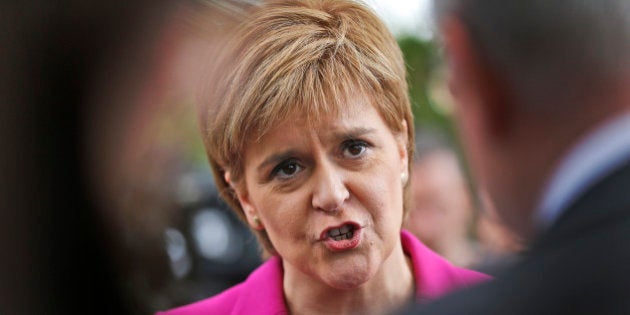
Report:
405,163,630,315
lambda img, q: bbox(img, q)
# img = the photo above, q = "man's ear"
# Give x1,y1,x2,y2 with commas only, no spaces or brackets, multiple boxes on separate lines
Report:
224,171,264,230
441,16,510,139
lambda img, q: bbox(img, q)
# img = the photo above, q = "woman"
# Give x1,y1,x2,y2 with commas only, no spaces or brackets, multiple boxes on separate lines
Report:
160,0,488,314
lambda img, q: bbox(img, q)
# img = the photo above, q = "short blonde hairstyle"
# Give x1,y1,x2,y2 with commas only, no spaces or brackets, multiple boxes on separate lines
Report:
202,0,414,255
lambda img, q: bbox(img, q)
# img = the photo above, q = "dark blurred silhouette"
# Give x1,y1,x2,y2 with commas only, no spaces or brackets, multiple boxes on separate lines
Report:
404,1,630,314
0,1,172,314
0,1,260,314
82,1,265,312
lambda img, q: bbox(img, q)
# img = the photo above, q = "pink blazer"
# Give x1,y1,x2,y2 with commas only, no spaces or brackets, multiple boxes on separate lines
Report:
158,230,490,314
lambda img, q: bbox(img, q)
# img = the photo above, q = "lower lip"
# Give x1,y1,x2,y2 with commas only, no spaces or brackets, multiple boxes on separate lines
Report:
323,228,362,252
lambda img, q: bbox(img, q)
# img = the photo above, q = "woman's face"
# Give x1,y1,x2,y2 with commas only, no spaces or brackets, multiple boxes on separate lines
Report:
233,97,408,289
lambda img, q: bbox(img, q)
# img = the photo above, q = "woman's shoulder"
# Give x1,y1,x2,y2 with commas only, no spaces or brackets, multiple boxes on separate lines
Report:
401,230,491,300
156,256,287,315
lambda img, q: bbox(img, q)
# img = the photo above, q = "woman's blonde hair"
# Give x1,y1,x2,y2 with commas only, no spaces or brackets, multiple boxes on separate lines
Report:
201,0,414,255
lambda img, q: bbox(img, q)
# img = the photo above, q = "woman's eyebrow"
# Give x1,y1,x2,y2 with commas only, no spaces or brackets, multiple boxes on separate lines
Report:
257,150,300,173
332,127,377,140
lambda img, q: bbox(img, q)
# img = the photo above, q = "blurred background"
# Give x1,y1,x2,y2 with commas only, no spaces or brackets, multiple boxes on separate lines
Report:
1,1,521,314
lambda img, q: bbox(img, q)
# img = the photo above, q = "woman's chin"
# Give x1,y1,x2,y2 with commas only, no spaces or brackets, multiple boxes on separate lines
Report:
320,260,375,290
325,274,370,290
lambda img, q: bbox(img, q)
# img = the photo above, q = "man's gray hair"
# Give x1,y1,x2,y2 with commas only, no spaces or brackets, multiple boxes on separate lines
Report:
433,0,630,111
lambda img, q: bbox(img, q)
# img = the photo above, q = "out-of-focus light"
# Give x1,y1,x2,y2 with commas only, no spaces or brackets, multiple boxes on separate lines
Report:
176,173,204,205
191,208,243,263
164,227,192,279
365,0,434,40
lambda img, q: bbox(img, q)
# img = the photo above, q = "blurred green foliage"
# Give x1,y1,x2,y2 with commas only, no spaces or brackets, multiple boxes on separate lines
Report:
398,35,480,200
398,35,454,135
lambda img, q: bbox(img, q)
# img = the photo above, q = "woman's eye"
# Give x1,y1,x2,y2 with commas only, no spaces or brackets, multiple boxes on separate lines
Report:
271,159,302,180
342,140,369,159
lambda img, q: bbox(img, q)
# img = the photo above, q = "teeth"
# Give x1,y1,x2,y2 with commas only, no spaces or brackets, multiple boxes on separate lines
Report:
340,225,351,234
331,230,354,241
327,224,356,240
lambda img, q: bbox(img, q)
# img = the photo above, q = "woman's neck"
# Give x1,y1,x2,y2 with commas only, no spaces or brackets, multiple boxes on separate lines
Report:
282,241,415,315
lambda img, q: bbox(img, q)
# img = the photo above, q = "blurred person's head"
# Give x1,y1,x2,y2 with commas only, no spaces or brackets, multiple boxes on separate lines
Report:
1,0,177,314
200,0,414,291
404,130,475,266
84,2,250,311
434,0,630,239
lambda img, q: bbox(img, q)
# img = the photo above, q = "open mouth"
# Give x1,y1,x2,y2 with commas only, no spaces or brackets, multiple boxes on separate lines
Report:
320,222,362,251
328,224,356,241
320,222,361,241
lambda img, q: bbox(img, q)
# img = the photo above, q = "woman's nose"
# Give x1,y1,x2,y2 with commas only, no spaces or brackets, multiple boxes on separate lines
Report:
311,162,349,212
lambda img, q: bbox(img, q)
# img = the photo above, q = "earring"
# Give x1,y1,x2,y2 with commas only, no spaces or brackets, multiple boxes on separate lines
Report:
253,216,262,229
401,172,408,185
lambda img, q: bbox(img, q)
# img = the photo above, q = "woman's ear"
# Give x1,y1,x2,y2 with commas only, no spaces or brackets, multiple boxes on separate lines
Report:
239,194,264,231
224,171,264,230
